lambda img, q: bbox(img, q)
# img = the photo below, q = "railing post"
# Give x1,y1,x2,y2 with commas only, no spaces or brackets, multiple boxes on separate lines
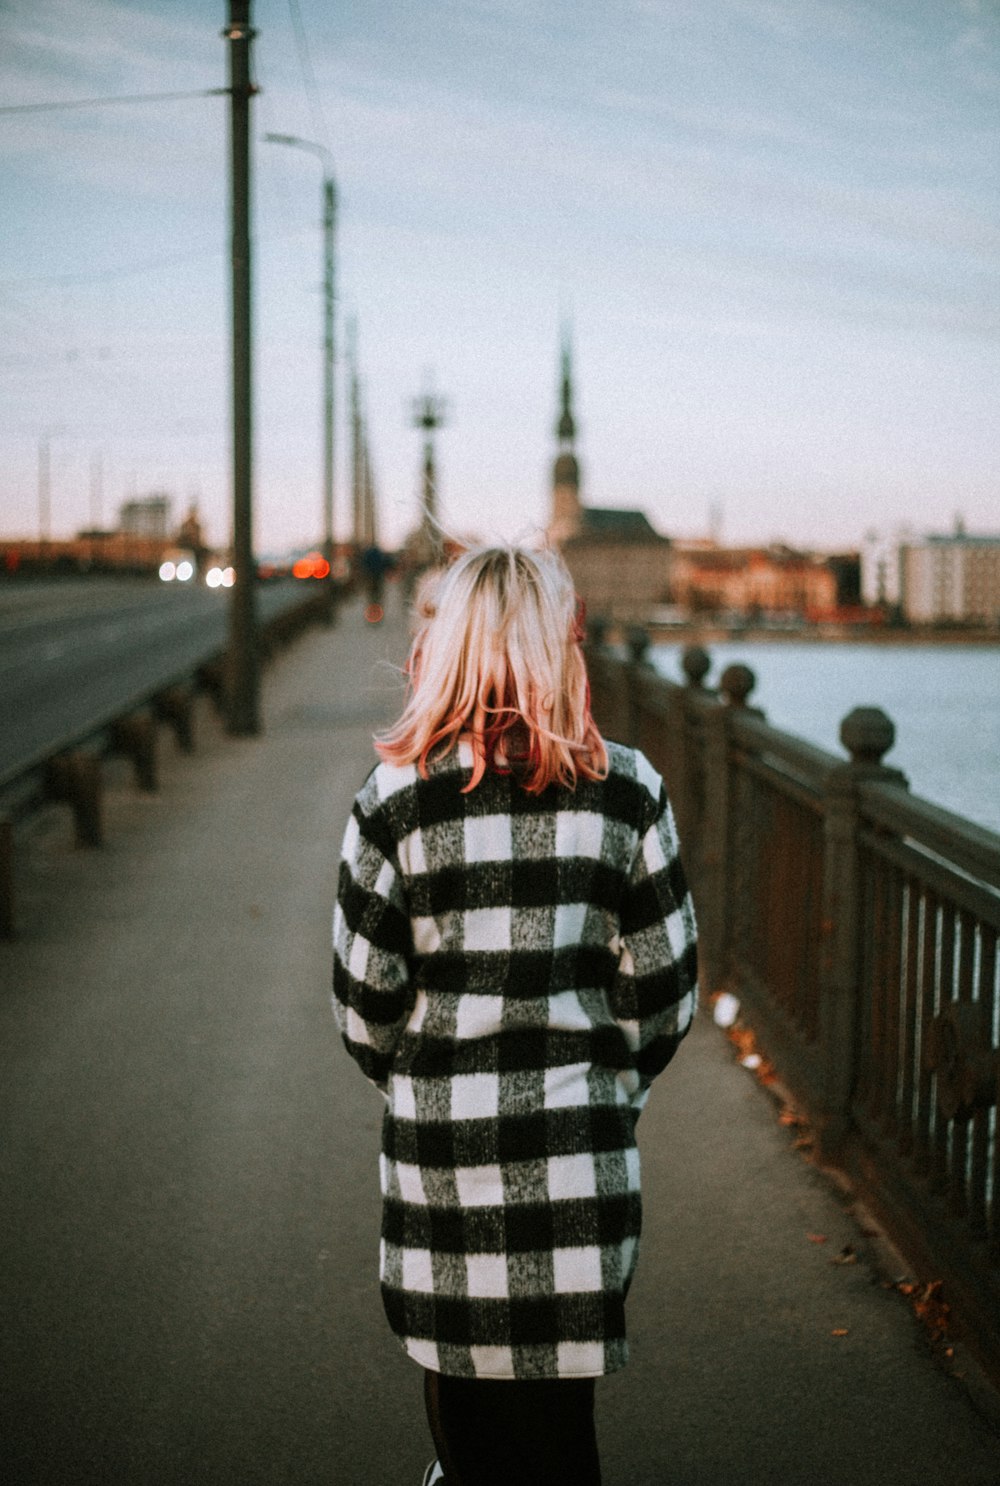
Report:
111,712,158,792
198,658,227,715
156,686,196,753
584,620,629,744
46,752,104,848
815,706,906,1158
697,699,730,992
658,646,710,860
625,627,650,748
703,664,761,994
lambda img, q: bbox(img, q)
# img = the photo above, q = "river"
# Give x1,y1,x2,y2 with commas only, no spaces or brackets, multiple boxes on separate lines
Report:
651,641,1000,835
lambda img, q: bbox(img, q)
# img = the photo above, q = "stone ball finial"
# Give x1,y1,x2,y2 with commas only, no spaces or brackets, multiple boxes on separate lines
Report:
720,663,756,707
839,706,895,764
681,645,711,688
586,614,609,647
626,627,650,664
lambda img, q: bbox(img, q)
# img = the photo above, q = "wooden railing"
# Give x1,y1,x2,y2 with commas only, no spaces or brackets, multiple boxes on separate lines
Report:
586,634,1000,1382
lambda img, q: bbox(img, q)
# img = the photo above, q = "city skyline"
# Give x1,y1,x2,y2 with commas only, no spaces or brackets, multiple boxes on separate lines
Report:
1,0,998,556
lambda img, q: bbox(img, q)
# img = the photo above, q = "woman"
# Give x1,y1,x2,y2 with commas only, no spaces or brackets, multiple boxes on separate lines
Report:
332,544,698,1486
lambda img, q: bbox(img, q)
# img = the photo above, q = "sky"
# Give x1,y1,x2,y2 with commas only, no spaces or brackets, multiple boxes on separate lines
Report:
1,0,998,557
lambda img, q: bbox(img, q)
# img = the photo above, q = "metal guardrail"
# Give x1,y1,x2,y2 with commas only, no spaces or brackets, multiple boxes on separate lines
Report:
0,585,334,938
585,633,1000,1385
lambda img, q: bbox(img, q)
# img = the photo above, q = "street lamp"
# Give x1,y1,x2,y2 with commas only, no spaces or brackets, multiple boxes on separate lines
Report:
264,132,337,577
411,382,447,566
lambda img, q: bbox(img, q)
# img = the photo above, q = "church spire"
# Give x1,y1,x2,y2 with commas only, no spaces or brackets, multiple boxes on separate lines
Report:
548,321,582,544
557,322,576,446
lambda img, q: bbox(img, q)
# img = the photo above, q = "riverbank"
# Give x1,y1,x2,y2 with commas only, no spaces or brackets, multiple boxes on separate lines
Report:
643,622,1000,647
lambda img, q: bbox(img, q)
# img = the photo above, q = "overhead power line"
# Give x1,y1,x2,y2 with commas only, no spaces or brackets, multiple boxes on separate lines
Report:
0,87,232,117
286,0,330,151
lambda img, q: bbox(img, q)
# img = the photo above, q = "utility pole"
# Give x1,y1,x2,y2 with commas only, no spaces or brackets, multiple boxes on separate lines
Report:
363,430,377,550
90,448,104,530
322,173,336,575
347,316,363,559
38,434,51,545
224,0,259,735
263,133,337,584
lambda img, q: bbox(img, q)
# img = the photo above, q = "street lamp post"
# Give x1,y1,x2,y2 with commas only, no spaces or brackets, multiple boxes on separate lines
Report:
411,384,447,566
264,133,337,583
37,425,65,550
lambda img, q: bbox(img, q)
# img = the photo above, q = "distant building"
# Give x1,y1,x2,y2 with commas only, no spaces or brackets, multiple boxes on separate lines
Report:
0,492,202,576
1,531,174,575
900,524,1000,623
546,329,671,623
861,528,905,607
119,493,171,539
670,541,839,618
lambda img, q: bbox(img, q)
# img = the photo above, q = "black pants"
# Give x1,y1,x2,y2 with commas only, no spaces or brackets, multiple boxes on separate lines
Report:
424,1370,602,1486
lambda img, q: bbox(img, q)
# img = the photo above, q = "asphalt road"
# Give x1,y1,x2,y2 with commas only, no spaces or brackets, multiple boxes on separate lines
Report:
0,576,308,779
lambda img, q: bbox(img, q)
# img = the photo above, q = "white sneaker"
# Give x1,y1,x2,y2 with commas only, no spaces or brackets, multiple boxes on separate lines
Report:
421,1462,444,1486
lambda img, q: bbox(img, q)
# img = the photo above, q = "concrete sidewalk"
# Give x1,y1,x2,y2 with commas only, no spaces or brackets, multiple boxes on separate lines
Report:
2,598,999,1486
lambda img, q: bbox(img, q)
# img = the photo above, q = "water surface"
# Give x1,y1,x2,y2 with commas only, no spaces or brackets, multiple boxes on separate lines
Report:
652,642,1000,834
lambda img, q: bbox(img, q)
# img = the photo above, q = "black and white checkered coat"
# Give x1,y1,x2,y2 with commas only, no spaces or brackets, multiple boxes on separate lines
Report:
332,739,697,1380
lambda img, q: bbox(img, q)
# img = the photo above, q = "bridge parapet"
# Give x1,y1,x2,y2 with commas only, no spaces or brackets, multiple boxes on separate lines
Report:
0,586,334,940
585,635,1000,1386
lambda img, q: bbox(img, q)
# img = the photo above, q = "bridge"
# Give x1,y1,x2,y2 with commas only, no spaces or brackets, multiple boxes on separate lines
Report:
2,595,999,1484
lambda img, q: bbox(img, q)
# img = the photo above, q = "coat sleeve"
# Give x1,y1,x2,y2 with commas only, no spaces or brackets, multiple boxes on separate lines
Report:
611,782,699,1109
332,796,414,1094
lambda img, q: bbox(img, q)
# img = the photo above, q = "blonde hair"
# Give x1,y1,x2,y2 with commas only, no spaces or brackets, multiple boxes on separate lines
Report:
377,544,608,793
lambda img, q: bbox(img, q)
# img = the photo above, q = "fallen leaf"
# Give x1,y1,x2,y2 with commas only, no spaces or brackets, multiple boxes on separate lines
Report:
831,1329,849,1338
712,992,740,1028
725,1024,777,1087
910,1281,951,1340
807,1233,828,1244
891,1278,952,1347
